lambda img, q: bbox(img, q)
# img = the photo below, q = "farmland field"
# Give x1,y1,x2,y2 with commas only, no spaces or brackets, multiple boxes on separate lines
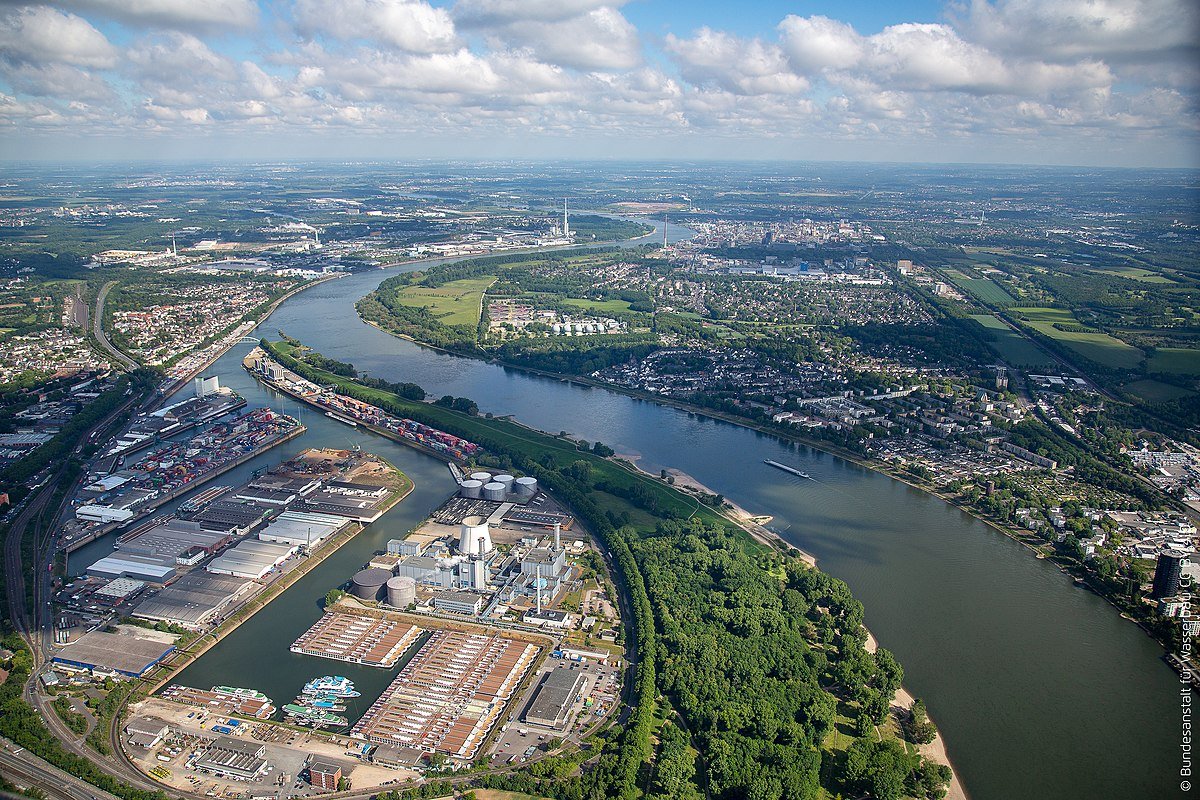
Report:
944,269,1017,305
968,314,1058,368
1122,379,1195,403
1015,307,1144,369
1092,265,1175,284
1148,347,1200,375
392,276,496,325
561,297,633,314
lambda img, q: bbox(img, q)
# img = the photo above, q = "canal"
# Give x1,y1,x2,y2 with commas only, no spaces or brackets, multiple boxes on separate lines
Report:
91,223,1180,800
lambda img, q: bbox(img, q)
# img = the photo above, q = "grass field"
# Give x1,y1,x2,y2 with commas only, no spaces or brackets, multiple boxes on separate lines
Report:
1122,379,1195,402
1148,347,1200,375
968,314,1058,368
1093,266,1175,284
944,269,1016,306
392,276,495,325
1015,307,1144,369
561,297,633,314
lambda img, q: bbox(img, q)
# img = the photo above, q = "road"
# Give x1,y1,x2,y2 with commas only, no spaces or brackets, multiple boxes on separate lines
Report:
92,282,136,371
0,738,118,800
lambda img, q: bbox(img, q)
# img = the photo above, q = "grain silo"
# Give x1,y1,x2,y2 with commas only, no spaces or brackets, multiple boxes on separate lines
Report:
482,481,507,502
386,575,417,608
514,476,538,496
459,479,484,499
350,568,391,601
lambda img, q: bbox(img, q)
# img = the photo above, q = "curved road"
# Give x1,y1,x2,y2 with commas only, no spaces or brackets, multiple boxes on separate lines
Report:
92,282,137,371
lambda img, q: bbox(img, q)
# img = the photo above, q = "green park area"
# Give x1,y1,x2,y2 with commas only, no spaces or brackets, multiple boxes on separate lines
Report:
1148,347,1200,376
1015,307,1144,369
967,314,1057,368
944,269,1016,306
391,276,495,325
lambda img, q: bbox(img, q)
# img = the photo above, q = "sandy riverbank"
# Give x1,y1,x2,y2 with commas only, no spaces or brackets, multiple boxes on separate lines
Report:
864,631,968,800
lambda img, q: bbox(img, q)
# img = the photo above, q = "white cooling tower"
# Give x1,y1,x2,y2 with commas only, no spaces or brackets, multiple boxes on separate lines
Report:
459,516,493,555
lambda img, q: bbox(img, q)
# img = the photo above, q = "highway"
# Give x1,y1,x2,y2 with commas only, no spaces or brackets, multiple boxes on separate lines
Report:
92,282,137,371
0,738,118,800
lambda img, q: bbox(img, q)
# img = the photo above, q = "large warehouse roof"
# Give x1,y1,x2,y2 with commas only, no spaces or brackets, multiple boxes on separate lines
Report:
132,572,250,627
52,628,175,677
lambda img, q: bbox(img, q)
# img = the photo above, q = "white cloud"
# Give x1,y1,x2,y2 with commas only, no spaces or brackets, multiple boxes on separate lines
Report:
60,0,257,30
481,6,642,71
294,0,458,53
453,0,625,26
0,6,117,68
778,15,864,72
666,28,808,96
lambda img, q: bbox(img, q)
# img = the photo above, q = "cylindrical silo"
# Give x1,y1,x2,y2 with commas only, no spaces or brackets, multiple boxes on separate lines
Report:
459,479,483,499
386,575,417,608
493,474,515,492
482,481,507,502
469,471,493,484
514,476,538,496
350,567,391,601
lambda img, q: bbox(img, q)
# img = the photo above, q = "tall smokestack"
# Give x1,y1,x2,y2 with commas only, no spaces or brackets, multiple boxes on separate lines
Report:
554,522,561,551
535,565,542,613
563,198,569,238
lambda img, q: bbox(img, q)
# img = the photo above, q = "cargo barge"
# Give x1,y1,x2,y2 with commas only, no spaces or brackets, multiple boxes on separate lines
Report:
764,459,811,480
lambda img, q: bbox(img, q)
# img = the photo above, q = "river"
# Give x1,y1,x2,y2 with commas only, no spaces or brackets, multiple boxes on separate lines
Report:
87,223,1181,800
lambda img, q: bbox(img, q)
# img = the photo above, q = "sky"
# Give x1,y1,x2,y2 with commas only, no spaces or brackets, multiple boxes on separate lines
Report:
0,0,1197,167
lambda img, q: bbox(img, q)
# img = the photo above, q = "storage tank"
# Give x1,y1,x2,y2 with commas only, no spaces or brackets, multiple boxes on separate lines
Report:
459,516,493,555
514,476,538,496
493,474,515,492
350,568,391,601
459,479,483,499
386,575,417,608
482,481,507,502
469,471,493,483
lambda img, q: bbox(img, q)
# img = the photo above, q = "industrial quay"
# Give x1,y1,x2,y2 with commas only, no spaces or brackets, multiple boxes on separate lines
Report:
116,448,623,796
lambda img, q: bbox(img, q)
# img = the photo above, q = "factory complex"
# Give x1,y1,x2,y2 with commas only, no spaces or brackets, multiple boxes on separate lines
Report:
100,377,245,460
244,346,480,461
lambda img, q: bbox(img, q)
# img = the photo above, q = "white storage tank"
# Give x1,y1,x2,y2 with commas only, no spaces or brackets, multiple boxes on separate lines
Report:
514,476,538,496
386,575,417,608
482,481,507,502
469,471,493,483
459,516,493,555
459,479,483,499
493,474,515,492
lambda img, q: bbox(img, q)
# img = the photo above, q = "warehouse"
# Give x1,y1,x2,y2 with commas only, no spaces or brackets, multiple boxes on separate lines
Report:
207,539,297,579
52,628,175,678
524,668,587,729
118,518,234,560
257,510,346,548
189,500,272,534
87,553,177,583
132,572,251,627
194,736,268,780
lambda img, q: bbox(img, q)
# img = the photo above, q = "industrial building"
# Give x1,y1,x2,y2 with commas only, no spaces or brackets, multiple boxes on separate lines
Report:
290,611,423,668
350,630,539,762
308,760,342,792
124,717,170,749
207,539,297,579
94,577,146,605
87,553,177,584
194,736,268,780
52,628,175,678
385,575,417,608
524,668,587,729
386,538,423,557
432,591,484,616
257,509,347,548
118,518,235,561
131,572,251,627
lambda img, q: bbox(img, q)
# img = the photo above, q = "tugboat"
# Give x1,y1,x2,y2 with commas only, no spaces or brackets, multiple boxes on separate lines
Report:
302,676,360,698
